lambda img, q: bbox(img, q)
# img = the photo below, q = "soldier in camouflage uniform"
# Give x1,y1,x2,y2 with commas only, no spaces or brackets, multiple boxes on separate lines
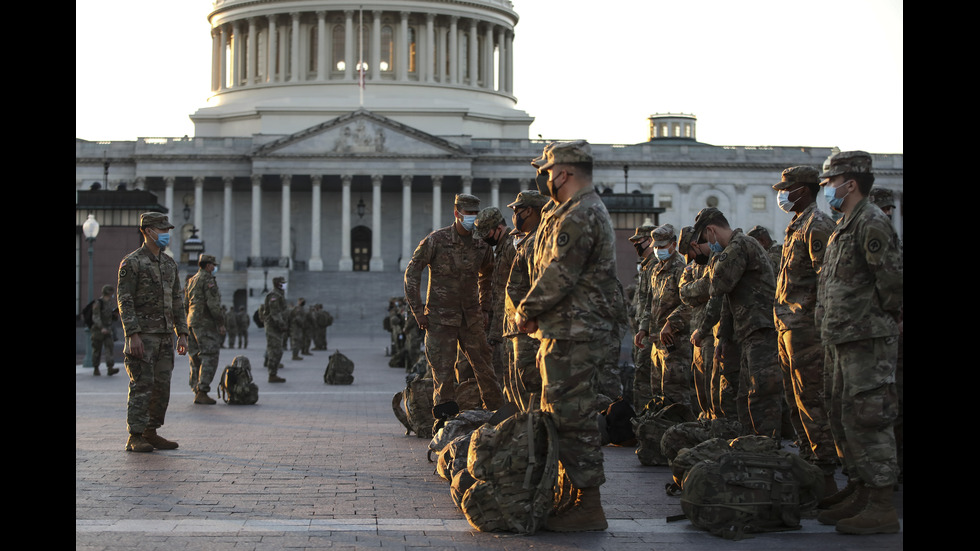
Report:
515,141,622,532
262,277,288,383
502,190,549,411
690,207,782,440
472,206,516,384
116,212,188,452
90,284,119,376
814,151,902,535
289,298,307,360
628,221,657,411
747,225,783,279
225,304,238,351
236,306,249,348
186,254,227,405
404,193,504,418
636,224,692,409
771,166,839,493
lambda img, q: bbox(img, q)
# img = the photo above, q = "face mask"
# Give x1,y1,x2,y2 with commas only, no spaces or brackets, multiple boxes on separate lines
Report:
694,253,709,266
461,214,476,231
534,172,551,197
705,229,723,254
655,248,672,261
153,230,170,249
280,283,287,293
484,232,499,247
823,181,851,212
777,190,795,213
633,240,649,257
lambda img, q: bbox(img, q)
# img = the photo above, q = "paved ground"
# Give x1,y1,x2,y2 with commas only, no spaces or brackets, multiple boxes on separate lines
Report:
76,329,903,550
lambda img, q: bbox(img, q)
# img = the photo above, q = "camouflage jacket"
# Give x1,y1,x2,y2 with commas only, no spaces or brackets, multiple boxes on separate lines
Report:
186,268,225,331
91,296,115,333
225,309,239,332
518,185,622,340
816,198,903,345
404,224,494,327
263,288,287,332
698,229,776,341
116,245,188,337
490,232,517,341
236,310,250,329
774,203,835,331
503,230,537,339
638,250,687,340
632,254,657,329
679,255,726,340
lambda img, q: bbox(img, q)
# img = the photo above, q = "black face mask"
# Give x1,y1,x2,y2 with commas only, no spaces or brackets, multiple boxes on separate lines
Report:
534,172,551,197
633,240,648,257
694,253,709,266
484,236,499,247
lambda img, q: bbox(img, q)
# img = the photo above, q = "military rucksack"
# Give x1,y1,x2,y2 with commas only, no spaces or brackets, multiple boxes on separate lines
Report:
679,447,826,540
323,351,354,385
82,300,96,328
597,396,637,446
217,356,259,405
632,398,696,466
458,408,559,535
428,409,496,468
392,374,435,438
253,306,265,329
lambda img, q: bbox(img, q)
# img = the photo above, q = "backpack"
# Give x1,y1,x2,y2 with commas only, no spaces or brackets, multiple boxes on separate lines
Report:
82,300,96,328
458,408,559,535
324,351,354,385
253,306,265,329
217,356,259,405
428,409,496,468
597,396,637,446
392,374,435,438
631,399,696,466
679,447,826,540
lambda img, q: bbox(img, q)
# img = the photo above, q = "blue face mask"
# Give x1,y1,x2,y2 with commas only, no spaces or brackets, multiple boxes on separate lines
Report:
655,248,672,261
461,214,477,232
777,190,795,213
823,181,850,212
154,230,171,249
708,241,724,254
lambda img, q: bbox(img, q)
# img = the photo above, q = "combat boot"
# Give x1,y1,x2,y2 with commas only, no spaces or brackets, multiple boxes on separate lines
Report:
125,434,154,453
194,391,217,405
107,366,119,376
292,350,303,360
142,429,179,449
544,486,608,532
822,474,839,500
269,372,286,383
93,367,101,376
817,483,870,525
835,485,900,535
819,477,858,509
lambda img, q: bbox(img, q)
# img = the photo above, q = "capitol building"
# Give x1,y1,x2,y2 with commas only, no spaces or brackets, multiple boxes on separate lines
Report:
75,0,904,328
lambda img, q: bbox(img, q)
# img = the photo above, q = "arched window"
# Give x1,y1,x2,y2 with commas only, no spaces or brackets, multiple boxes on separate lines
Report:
408,27,417,73
308,25,318,73
380,25,393,72
332,24,345,71
356,24,370,72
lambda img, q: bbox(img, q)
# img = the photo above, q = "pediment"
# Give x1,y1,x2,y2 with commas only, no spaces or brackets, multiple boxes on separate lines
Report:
252,109,470,158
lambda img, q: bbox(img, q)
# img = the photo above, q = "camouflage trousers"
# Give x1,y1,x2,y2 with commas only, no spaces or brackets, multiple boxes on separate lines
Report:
733,328,783,439
652,340,693,409
691,335,714,417
715,339,741,420
90,330,115,369
632,339,653,411
188,326,222,394
778,325,837,474
124,332,175,435
825,336,899,488
538,337,607,489
505,333,542,413
425,320,503,410
265,327,284,372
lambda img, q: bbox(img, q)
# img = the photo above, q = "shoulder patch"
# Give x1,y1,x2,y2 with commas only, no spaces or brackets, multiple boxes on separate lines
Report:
119,268,127,278
866,238,882,254
556,232,569,247
717,252,728,262
811,239,824,253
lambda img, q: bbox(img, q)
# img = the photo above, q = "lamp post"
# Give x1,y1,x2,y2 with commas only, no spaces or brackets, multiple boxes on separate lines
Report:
183,227,205,267
82,214,100,368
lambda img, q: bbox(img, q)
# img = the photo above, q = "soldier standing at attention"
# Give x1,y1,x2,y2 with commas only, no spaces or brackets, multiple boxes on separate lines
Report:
263,277,288,383
236,306,250,349
814,151,903,535
225,303,238,351
627,221,657,411
289,298,307,361
516,141,622,532
186,254,227,405
472,206,516,385
90,284,119,376
690,207,783,440
116,212,188,452
404,193,504,420
771,166,839,495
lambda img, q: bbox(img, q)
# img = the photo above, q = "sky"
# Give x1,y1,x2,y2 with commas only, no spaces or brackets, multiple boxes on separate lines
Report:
76,0,903,153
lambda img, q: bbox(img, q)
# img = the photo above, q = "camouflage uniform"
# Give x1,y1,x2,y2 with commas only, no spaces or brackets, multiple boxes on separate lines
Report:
772,166,838,475
517,141,622,489
403,193,504,411
637,225,692,408
117,213,188,437
694,209,782,439
816,153,903,489
263,278,288,379
90,285,117,374
289,300,307,359
225,307,239,350
628,223,657,411
236,307,249,348
186,255,226,395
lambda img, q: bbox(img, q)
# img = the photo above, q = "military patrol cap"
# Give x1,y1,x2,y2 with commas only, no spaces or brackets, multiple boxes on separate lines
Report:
870,187,895,209
773,166,820,190
472,206,505,240
272,276,286,285
651,224,677,248
746,225,772,241
102,284,114,295
454,193,481,212
629,222,657,242
139,212,174,230
200,254,217,265
531,140,593,172
692,207,727,243
507,190,549,210
677,226,696,254
819,150,873,180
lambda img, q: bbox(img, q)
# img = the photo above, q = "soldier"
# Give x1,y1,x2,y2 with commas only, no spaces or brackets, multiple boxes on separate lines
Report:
262,277,288,383
771,166,839,494
814,151,902,534
236,306,250,348
747,225,783,278
289,298,307,361
301,301,315,356
313,304,333,350
627,221,657,411
501,189,549,411
636,224,692,409
472,206,516,385
116,212,188,452
90,284,119,376
515,140,622,531
690,207,782,440
186,254,227,405
404,193,504,420
225,303,239,351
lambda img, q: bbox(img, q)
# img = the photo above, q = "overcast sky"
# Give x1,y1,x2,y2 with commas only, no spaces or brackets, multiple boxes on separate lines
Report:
76,0,903,153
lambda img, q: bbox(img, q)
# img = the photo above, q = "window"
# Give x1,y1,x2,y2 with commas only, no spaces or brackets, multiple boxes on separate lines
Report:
333,24,345,71
408,27,417,73
659,194,673,210
308,25,318,73
706,195,719,208
752,195,766,210
381,25,393,71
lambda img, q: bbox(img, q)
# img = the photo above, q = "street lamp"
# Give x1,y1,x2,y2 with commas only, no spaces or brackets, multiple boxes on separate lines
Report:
183,226,205,266
82,214,100,368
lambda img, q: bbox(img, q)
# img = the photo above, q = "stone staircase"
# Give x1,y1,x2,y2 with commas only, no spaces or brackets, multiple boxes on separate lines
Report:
280,271,407,337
